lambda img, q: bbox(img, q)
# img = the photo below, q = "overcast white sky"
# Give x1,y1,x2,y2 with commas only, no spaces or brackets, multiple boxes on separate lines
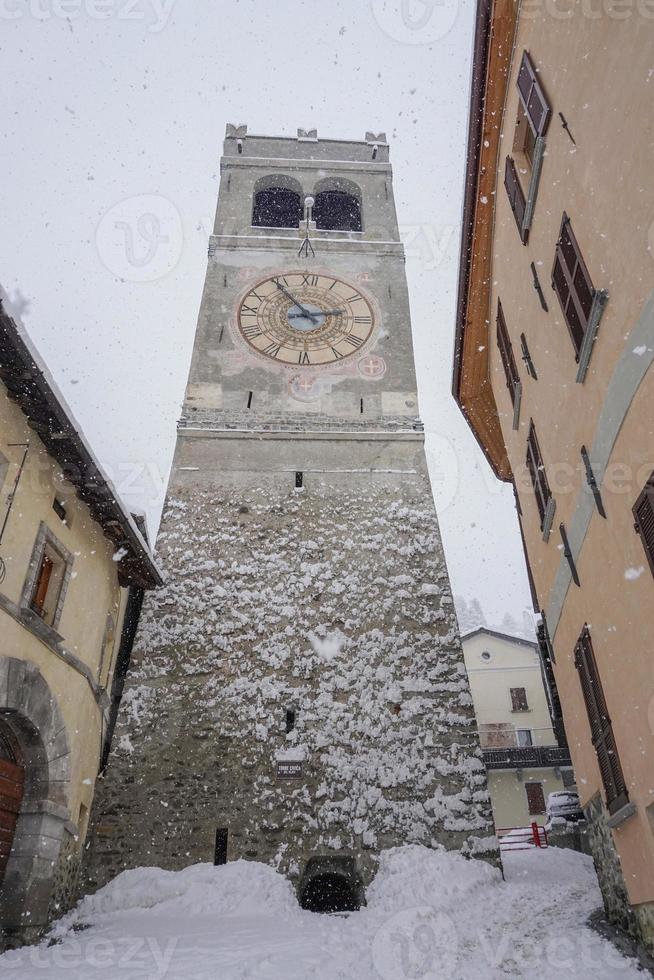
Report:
0,0,533,626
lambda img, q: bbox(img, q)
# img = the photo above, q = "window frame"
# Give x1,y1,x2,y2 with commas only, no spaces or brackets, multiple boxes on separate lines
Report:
21,522,74,632
574,626,629,815
526,420,555,537
516,51,552,139
510,686,529,712
507,52,551,241
551,214,595,357
496,300,522,430
504,156,528,244
551,213,609,382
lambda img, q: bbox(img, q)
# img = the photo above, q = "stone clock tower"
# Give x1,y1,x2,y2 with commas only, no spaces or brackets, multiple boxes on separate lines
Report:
85,126,497,908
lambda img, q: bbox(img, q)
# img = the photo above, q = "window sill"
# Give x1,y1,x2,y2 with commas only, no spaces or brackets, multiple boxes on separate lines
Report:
607,801,637,829
22,606,64,644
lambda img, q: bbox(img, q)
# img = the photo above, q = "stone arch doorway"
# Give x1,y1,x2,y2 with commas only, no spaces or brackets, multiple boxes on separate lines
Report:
0,724,24,887
0,657,71,945
298,855,363,914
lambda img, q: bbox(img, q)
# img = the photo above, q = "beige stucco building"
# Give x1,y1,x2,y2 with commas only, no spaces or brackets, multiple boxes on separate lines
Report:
462,627,573,831
0,291,161,946
452,0,654,952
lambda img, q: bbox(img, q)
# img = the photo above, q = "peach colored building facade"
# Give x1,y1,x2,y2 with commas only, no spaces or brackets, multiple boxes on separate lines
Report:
453,0,654,953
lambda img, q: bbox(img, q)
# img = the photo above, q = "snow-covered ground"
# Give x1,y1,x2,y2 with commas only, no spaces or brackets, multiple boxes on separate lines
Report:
0,845,643,979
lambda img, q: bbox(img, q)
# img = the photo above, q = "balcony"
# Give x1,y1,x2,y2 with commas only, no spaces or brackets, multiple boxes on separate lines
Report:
482,744,572,770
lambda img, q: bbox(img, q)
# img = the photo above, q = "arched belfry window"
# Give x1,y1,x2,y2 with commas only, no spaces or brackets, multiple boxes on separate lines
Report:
252,174,303,228
312,178,362,232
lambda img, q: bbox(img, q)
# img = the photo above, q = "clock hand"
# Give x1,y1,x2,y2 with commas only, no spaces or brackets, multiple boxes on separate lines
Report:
287,309,345,319
275,282,319,323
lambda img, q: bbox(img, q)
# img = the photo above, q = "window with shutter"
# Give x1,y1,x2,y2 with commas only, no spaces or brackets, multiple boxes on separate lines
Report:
510,687,529,712
504,157,527,243
517,51,551,138
551,214,608,377
510,52,550,240
525,782,546,815
633,472,654,578
526,421,553,532
574,626,628,815
496,301,522,428
22,523,74,631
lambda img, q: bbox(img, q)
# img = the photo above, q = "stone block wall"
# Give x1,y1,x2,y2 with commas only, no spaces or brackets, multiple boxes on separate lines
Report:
84,475,498,895
584,794,654,955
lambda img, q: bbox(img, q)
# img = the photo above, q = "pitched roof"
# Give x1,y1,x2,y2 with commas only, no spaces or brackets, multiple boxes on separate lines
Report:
0,289,163,590
461,626,537,649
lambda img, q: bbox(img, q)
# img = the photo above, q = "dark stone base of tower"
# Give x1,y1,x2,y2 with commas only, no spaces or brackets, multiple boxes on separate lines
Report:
84,435,498,897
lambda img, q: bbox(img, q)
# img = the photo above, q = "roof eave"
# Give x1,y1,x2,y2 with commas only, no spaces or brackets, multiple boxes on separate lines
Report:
452,0,518,484
0,293,163,590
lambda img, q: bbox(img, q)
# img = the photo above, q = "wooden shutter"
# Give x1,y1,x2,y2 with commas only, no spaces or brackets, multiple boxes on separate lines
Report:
525,782,546,815
504,157,527,242
31,554,53,616
510,687,528,711
526,421,551,527
633,473,654,578
496,301,520,405
552,214,595,356
574,627,628,814
517,51,551,137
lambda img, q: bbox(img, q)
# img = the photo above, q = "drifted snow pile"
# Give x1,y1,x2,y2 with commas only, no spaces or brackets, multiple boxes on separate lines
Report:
51,859,302,927
0,845,641,979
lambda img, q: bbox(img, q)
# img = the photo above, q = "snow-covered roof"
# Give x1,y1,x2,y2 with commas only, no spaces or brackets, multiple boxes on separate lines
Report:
461,626,537,649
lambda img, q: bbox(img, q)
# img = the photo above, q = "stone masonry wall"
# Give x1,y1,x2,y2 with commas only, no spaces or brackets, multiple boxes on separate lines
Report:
84,477,497,894
584,794,654,955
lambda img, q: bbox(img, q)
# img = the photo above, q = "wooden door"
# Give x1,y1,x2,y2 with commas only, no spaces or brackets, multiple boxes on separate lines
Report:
0,756,24,885
525,781,546,816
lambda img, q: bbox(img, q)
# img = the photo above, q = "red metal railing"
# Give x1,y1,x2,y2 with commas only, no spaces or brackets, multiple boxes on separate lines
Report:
496,822,549,850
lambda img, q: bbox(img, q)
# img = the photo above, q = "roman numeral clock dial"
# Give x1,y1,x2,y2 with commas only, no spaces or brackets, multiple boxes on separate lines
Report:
236,272,375,366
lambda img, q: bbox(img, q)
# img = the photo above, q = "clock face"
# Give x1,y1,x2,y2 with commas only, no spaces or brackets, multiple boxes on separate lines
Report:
236,271,376,367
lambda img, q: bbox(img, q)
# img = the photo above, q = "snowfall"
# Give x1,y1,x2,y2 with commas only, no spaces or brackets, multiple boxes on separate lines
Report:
0,845,646,979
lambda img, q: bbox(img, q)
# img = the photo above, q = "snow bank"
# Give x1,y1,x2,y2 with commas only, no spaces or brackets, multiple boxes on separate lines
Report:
54,860,300,934
2,846,640,980
367,843,500,913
